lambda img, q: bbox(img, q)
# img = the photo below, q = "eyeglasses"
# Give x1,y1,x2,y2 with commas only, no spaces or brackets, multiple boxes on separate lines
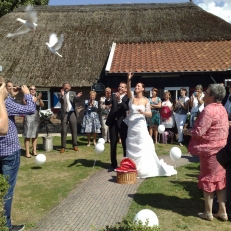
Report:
30,88,36,90
204,91,210,95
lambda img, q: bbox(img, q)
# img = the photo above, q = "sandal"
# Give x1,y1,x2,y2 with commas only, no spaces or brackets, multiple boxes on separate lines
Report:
198,212,213,221
25,155,31,158
213,213,228,221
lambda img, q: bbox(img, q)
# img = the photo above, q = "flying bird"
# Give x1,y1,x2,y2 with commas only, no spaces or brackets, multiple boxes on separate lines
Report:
46,33,64,57
6,5,38,38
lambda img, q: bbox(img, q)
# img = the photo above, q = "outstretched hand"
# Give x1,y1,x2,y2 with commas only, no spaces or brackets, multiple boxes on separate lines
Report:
127,72,134,80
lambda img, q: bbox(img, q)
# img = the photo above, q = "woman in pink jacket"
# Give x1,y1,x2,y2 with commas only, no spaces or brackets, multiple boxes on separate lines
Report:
184,84,229,221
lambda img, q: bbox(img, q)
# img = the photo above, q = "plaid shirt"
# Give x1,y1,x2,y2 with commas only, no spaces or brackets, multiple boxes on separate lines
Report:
0,94,36,157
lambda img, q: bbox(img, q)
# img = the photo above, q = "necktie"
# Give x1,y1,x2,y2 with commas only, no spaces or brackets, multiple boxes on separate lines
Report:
65,93,69,112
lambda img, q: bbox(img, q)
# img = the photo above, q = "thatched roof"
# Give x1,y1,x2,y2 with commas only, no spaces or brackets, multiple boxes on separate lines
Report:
0,2,231,87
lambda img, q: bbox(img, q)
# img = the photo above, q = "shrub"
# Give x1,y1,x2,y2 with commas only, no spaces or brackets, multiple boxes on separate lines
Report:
99,220,161,231
0,175,9,231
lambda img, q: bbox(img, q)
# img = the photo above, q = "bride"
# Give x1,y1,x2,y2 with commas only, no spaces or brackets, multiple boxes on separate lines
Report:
125,72,177,178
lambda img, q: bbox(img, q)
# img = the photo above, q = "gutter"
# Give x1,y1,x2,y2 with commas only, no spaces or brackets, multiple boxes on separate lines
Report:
105,42,116,75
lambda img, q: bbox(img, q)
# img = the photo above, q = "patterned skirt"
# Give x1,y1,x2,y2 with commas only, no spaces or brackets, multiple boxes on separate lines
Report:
147,111,160,127
81,112,101,133
23,113,40,138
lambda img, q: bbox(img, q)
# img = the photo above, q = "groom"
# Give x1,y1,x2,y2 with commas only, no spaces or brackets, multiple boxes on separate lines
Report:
106,82,129,171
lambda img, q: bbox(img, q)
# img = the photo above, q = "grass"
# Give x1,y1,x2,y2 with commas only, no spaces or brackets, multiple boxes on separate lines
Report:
124,162,231,231
10,136,190,230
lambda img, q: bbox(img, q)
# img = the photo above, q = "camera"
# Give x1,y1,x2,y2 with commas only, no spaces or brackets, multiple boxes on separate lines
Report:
224,79,231,87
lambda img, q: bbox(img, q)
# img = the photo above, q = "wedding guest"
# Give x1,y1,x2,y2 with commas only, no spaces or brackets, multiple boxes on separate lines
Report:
106,81,129,171
146,88,161,143
125,72,176,178
6,80,20,98
174,87,189,146
160,91,175,144
189,85,204,128
185,84,229,221
0,84,36,231
22,85,44,158
81,91,101,146
0,80,8,135
58,83,82,153
224,85,231,118
99,87,112,143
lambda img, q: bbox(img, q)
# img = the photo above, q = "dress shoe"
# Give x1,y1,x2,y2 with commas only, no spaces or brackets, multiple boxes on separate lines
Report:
60,148,65,153
73,146,79,151
10,224,25,231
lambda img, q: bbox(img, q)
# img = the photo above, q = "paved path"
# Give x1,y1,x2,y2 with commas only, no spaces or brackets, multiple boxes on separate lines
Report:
31,153,198,231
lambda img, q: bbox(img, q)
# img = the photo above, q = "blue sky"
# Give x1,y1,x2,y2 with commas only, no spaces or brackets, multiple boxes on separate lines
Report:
48,0,231,23
49,0,188,5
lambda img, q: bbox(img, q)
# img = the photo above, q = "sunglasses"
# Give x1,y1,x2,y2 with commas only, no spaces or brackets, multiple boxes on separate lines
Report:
30,88,36,90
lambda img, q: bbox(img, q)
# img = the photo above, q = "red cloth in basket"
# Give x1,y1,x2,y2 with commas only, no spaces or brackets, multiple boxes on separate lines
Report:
115,158,137,172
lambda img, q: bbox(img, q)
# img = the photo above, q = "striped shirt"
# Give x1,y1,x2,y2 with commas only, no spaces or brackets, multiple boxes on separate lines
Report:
0,94,36,157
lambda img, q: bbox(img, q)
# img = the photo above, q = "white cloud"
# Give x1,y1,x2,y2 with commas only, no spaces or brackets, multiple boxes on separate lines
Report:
195,0,231,23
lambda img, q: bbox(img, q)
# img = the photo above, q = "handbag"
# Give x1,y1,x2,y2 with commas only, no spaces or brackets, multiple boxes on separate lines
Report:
216,144,231,168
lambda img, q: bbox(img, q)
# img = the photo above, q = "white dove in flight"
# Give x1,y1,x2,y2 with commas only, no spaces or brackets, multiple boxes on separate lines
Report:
7,5,38,38
46,33,64,57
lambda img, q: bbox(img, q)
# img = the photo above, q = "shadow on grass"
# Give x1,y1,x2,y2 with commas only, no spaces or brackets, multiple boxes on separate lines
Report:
133,180,203,217
31,166,42,170
181,155,199,163
67,158,109,169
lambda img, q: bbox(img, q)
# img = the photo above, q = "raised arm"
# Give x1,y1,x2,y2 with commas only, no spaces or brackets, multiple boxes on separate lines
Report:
0,83,9,135
127,72,134,99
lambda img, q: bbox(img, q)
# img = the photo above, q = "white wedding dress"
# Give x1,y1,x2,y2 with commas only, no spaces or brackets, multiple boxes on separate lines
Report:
125,96,177,179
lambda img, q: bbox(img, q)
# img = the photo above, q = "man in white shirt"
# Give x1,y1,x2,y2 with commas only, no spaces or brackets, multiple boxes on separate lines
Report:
58,83,82,153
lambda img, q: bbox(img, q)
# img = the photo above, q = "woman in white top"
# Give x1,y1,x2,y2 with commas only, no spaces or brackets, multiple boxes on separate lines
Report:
189,85,204,128
174,88,189,146
125,72,177,178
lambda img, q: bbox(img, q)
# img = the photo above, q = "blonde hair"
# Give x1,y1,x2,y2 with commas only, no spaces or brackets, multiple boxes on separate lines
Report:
105,87,111,92
90,90,97,97
164,91,171,98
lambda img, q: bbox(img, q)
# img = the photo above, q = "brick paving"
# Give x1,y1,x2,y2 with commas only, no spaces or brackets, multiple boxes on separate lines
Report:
30,153,198,231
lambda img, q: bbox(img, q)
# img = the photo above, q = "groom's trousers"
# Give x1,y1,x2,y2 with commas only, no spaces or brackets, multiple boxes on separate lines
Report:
109,121,128,168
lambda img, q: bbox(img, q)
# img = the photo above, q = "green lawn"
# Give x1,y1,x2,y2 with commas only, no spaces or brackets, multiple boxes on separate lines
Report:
11,136,189,230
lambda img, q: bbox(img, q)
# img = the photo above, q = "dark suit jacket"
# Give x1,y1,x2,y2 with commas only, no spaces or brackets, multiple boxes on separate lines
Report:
105,94,129,128
58,91,79,121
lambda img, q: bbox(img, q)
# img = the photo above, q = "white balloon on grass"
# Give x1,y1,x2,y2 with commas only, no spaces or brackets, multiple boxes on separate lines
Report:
170,147,182,161
158,124,165,134
35,154,46,165
133,209,159,227
97,138,105,144
95,143,105,154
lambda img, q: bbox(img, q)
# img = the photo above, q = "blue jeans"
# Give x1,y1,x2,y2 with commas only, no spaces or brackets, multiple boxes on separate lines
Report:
189,111,198,128
0,150,21,229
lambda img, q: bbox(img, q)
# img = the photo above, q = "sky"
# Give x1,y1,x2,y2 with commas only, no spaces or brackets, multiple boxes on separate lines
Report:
48,0,231,23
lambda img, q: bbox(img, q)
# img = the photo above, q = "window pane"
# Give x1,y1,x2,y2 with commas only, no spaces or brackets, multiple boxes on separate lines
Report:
42,101,48,110
39,91,48,100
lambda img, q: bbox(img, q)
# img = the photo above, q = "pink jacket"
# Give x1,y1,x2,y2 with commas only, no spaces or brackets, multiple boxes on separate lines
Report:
188,103,229,156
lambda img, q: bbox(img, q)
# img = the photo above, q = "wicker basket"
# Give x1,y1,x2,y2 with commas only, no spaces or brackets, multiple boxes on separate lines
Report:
116,171,137,184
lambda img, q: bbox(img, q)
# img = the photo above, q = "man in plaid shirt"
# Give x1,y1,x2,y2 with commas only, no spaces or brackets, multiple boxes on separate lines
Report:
0,84,36,231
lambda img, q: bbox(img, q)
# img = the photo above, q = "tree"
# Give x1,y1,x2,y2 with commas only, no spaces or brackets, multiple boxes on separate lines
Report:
0,0,49,18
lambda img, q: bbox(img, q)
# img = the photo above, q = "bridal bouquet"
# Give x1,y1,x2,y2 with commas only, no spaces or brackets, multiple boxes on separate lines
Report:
39,109,54,119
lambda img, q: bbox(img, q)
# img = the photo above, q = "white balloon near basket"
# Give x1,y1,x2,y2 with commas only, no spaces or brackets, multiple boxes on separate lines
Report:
93,143,105,168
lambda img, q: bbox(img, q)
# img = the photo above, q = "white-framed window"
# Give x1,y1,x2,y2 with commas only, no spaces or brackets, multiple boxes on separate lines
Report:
164,87,189,100
36,88,51,109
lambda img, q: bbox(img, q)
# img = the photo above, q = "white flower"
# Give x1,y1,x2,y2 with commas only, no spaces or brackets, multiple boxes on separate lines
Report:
39,109,54,119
